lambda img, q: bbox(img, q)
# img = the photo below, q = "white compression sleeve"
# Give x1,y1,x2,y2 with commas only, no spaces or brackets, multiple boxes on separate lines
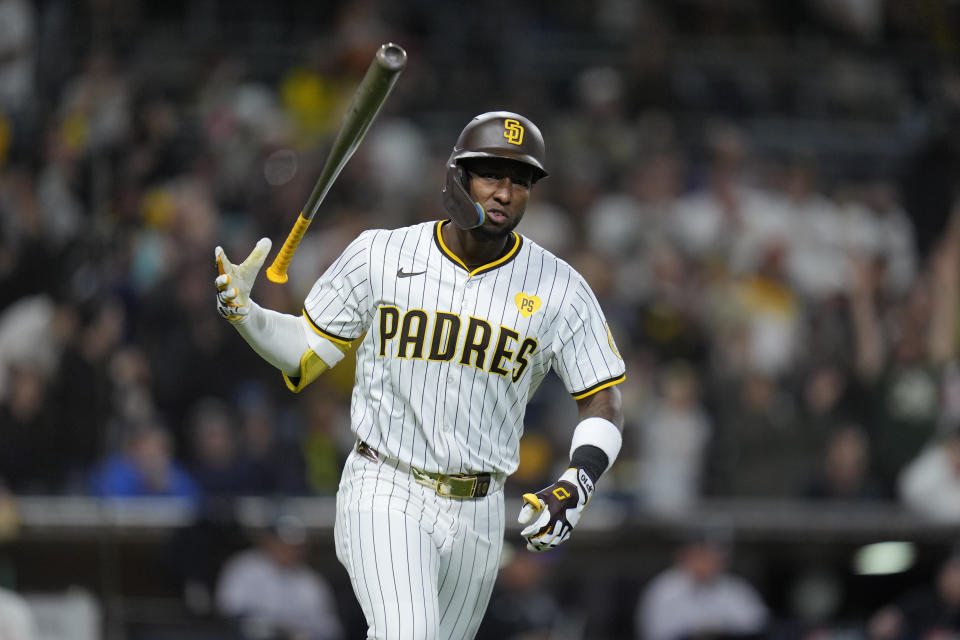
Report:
234,303,314,375
235,303,349,376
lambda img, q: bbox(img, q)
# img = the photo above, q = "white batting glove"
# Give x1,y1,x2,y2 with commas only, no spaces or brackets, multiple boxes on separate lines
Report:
214,238,272,325
518,467,594,552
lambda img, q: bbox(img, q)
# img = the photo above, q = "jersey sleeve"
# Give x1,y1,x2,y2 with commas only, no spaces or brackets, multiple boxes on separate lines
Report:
551,274,626,399
302,230,377,344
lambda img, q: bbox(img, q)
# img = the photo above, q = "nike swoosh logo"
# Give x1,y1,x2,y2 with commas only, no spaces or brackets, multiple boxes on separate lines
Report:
397,268,426,278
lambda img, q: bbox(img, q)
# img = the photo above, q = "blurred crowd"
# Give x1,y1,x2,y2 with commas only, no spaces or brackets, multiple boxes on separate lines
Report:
2,0,960,637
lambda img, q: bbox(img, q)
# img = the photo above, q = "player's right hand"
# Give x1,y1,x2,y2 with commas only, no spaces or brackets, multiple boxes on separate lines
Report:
215,238,272,325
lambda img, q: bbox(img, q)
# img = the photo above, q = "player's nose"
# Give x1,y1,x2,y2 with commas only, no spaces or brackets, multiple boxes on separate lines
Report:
492,178,514,203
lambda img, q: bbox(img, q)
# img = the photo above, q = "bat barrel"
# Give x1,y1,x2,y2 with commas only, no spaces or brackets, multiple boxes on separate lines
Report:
378,43,407,71
266,42,407,284
301,42,408,221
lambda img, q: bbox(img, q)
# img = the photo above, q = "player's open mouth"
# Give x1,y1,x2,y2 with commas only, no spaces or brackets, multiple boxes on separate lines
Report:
487,209,508,223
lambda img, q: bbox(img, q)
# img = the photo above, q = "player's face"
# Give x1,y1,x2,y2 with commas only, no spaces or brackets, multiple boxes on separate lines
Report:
464,158,534,239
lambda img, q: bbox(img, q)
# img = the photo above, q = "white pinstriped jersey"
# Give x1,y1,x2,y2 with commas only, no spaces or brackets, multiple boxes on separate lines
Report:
303,219,625,476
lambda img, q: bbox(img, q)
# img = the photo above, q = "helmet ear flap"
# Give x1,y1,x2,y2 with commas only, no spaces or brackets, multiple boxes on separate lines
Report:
442,158,485,230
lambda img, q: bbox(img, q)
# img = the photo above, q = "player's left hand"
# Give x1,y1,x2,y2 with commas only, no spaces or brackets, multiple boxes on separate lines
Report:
518,467,594,552
214,238,272,325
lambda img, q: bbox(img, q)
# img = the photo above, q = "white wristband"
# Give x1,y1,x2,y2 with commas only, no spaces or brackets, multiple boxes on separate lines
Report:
569,417,622,473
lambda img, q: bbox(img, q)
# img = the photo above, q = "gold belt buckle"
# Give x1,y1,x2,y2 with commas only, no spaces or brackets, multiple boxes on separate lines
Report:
412,468,478,499
411,467,439,491
438,474,477,499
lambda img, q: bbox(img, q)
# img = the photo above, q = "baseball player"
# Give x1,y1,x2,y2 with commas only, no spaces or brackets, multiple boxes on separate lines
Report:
215,111,625,639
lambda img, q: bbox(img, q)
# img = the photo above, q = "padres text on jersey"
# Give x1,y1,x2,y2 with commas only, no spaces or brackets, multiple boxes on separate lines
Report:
303,220,625,477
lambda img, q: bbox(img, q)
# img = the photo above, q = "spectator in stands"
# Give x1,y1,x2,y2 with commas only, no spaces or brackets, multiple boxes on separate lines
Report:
672,121,766,263
58,48,132,155
89,419,199,501
52,298,126,486
717,242,804,379
0,0,36,160
707,371,809,497
141,256,251,440
0,586,36,640
796,360,855,454
0,363,56,493
235,386,308,495
855,179,917,298
868,550,960,639
635,524,768,640
637,361,712,513
585,138,685,305
216,513,343,640
773,151,849,303
0,294,70,401
899,425,960,522
186,397,246,498
803,422,884,501
552,65,637,188
628,242,710,366
106,346,159,451
848,209,960,492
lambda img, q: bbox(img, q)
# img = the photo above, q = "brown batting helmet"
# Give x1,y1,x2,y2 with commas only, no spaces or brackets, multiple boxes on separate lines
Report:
442,111,549,229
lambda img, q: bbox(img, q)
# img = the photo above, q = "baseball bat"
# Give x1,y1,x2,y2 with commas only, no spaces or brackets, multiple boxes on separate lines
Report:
266,42,408,283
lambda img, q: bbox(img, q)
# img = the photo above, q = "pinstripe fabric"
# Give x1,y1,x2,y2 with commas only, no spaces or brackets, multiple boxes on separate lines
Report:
335,450,504,640
311,220,624,639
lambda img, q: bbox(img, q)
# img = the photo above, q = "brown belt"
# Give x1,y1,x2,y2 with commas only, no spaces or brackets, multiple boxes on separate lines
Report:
355,441,492,499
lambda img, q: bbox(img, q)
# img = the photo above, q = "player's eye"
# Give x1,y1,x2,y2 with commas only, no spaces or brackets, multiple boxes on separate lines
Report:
470,171,505,185
470,170,530,188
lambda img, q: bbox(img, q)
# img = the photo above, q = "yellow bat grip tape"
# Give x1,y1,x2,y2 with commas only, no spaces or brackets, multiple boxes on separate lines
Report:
267,213,312,284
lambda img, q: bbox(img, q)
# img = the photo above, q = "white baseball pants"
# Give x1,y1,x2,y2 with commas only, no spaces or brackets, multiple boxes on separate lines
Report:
334,449,505,640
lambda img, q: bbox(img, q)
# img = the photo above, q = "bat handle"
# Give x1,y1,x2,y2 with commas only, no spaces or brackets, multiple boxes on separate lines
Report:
522,493,543,513
266,213,312,283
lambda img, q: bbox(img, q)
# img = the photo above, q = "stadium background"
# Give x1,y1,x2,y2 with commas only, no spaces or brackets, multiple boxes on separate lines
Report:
2,0,960,638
